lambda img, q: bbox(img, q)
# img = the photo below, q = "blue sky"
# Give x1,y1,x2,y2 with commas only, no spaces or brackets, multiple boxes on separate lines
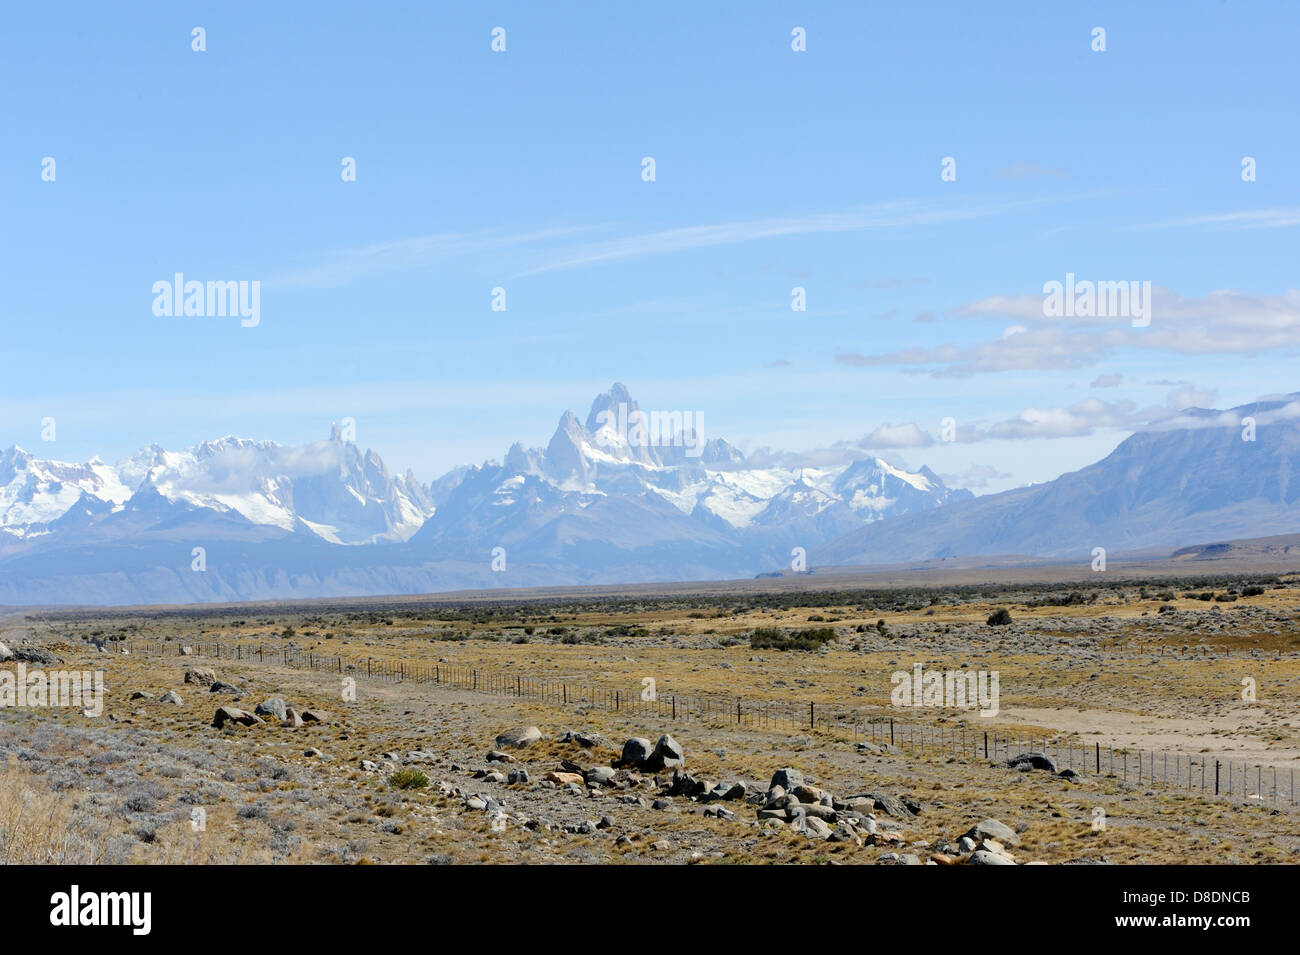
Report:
3,1,1298,491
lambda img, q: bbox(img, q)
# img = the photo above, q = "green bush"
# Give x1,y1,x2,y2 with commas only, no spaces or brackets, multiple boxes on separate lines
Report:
986,608,1013,626
388,769,429,790
750,627,836,652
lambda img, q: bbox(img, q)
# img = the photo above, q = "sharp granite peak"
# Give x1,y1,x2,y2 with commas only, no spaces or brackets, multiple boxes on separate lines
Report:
0,383,970,604
420,382,968,539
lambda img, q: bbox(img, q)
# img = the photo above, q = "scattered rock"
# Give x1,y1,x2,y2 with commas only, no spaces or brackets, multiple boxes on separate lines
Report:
803,817,832,839
706,780,747,802
254,698,288,721
184,667,216,686
616,737,654,768
1008,752,1058,773
969,849,1015,866
647,734,684,770
544,771,584,787
159,691,182,705
965,818,1020,847
494,726,543,749
801,803,837,822
666,770,709,798
585,766,617,787
770,768,805,792
851,792,916,818
12,647,61,666
0,641,12,662
558,730,613,749
212,707,262,728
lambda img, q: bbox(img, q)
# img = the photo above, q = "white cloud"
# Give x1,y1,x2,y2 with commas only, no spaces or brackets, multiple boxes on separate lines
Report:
1165,385,1217,410
842,287,1300,377
858,422,934,449
941,464,1012,489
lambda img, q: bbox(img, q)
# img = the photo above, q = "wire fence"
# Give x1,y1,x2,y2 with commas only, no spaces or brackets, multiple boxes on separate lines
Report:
127,639,1298,811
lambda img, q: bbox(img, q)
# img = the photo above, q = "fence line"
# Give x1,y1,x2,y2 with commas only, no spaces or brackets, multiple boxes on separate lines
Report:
127,640,1297,811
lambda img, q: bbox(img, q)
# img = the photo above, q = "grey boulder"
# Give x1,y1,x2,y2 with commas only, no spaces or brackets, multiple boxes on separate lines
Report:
494,726,543,749
254,698,288,721
965,818,1021,847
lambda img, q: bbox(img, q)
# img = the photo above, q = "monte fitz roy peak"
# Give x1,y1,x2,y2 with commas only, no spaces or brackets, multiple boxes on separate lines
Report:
0,384,967,604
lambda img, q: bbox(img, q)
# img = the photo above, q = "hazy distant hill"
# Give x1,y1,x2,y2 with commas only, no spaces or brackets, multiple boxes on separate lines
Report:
817,395,1300,568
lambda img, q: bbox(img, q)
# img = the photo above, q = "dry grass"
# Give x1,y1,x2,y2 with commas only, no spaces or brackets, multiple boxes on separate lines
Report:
3,576,1298,864
0,758,128,864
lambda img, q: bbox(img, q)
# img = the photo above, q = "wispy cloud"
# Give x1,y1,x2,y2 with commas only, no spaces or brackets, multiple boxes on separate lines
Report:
271,196,1059,288
513,197,1046,277
270,226,598,288
1136,207,1300,231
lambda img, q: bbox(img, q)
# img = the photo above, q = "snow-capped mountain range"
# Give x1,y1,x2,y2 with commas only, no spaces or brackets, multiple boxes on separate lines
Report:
0,384,968,603
4,384,1296,606
0,427,433,550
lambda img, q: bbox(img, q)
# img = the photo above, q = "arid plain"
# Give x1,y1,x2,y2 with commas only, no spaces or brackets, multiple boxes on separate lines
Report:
2,567,1298,865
